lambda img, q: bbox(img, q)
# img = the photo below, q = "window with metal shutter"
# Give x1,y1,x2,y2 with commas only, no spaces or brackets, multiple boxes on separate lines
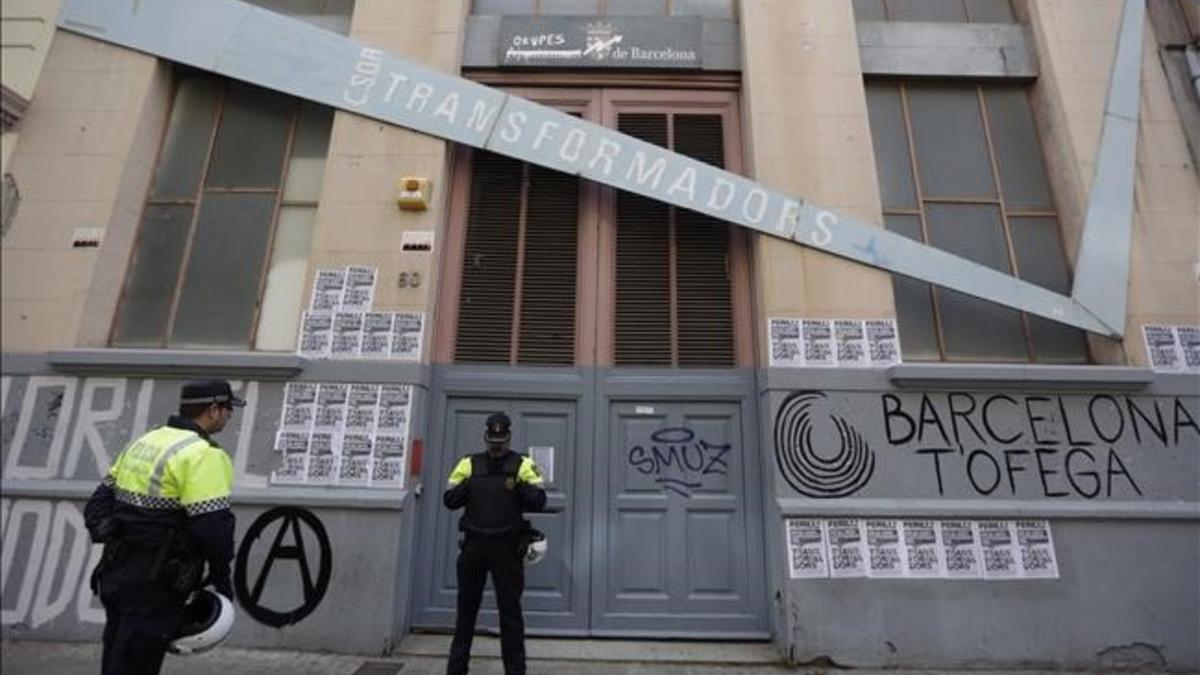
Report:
454,151,580,364
518,164,579,364
615,112,734,367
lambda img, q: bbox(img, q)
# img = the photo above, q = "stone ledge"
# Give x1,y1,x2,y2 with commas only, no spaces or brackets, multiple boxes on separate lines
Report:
0,479,411,510
776,497,1200,520
886,363,1157,391
43,348,305,380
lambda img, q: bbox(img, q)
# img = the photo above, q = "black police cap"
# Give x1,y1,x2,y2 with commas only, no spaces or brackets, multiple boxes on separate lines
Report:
485,412,511,441
180,380,246,407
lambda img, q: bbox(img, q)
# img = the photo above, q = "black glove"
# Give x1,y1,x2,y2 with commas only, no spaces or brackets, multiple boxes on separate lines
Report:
516,481,547,512
211,576,233,600
443,479,470,509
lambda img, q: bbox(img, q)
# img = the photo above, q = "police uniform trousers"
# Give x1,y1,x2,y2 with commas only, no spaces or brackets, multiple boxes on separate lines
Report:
446,535,526,675
99,547,186,675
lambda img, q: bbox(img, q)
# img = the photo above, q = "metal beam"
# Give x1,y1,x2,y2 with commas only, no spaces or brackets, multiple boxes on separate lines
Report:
1069,0,1146,336
57,0,1119,336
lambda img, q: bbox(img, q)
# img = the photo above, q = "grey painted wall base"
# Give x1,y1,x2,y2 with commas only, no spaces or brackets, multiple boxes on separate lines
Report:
777,518,1197,670
3,352,1197,667
0,500,418,655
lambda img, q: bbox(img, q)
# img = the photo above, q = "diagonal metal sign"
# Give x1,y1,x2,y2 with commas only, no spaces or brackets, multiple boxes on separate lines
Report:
1069,0,1144,336
57,0,1134,337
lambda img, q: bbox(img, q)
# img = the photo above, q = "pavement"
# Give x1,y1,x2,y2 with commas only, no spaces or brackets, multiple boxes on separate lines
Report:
0,636,1186,674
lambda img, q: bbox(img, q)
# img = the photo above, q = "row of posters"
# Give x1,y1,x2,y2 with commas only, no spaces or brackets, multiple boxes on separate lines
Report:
296,265,425,359
310,265,377,312
769,318,901,368
786,518,1059,580
270,382,412,489
1142,324,1200,373
298,309,424,360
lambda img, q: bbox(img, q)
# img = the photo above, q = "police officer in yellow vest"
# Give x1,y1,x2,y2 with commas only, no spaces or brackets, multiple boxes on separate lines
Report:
84,380,242,675
444,412,546,675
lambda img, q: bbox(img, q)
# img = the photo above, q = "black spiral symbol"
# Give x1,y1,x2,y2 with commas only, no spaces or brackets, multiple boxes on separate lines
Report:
774,391,875,498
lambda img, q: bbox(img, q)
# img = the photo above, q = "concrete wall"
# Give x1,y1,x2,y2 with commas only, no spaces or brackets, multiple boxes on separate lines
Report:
1,0,63,173
0,364,426,654
762,367,1200,670
311,0,469,340
1,31,168,351
0,498,414,655
739,0,897,366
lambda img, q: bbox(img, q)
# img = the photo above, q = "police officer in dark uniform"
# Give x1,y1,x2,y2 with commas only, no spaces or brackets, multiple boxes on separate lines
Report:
84,380,243,675
443,412,546,675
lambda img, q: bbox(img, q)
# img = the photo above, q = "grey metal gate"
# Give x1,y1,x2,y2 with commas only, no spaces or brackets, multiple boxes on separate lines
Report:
411,395,589,632
413,376,768,638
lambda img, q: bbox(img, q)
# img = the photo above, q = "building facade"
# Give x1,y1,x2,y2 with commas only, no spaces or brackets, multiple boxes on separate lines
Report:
1,0,1198,669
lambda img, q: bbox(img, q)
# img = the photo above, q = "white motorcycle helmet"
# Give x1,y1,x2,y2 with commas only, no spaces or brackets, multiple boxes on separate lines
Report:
522,530,548,567
169,590,235,655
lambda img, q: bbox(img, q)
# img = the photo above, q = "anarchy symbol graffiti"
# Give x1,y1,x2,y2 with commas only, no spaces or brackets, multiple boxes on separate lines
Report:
234,506,332,627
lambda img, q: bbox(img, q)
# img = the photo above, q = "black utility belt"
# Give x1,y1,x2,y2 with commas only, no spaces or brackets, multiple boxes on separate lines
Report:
461,521,525,537
462,529,521,540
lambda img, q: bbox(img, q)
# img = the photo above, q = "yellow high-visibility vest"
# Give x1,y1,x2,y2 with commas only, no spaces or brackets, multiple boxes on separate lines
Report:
446,454,543,487
106,426,233,516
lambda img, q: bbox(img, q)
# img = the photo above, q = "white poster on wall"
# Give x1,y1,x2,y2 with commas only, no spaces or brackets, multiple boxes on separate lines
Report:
978,520,1021,580
271,429,310,486
331,311,364,358
768,318,804,367
377,384,412,433
940,520,982,579
273,430,310,454
360,311,394,359
391,312,425,361
271,451,309,485
1174,325,1200,373
313,383,349,432
336,432,374,486
309,268,346,311
900,519,944,578
1014,519,1059,579
528,446,555,484
341,265,377,311
344,384,379,434
297,310,333,358
865,318,901,366
280,382,318,432
826,518,868,578
834,319,869,368
305,431,336,485
1143,324,1184,372
786,518,830,579
801,319,836,367
371,433,407,489
864,518,907,578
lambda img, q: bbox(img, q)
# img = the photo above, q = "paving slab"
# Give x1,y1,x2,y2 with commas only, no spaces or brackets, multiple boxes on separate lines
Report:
1,639,1184,675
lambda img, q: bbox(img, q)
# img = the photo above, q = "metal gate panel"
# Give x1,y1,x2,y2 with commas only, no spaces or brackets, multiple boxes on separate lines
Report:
413,397,587,632
592,401,765,636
